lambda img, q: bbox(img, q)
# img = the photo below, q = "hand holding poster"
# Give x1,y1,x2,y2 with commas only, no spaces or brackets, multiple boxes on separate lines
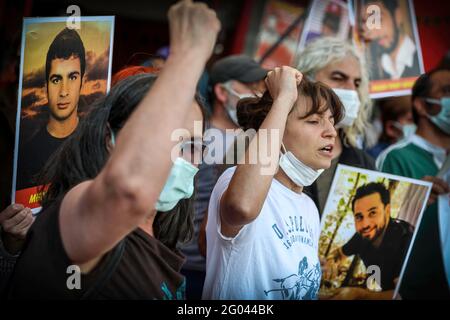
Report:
12,17,115,213
319,164,431,299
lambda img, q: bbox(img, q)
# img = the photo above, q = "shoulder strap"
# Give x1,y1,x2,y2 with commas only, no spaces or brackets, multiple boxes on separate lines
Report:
81,240,126,300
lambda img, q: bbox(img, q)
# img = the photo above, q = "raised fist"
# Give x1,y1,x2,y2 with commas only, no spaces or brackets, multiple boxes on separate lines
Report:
168,0,221,62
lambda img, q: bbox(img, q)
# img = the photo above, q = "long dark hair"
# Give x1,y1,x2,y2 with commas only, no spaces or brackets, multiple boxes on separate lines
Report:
39,73,206,249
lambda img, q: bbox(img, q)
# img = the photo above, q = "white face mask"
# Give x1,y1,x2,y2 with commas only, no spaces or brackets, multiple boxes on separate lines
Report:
393,122,417,139
223,81,256,126
332,88,361,128
278,144,324,187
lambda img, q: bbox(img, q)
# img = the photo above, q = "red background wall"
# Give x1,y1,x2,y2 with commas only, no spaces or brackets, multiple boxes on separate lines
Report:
413,0,450,70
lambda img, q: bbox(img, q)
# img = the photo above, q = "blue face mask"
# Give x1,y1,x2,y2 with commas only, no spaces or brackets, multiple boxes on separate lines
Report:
393,122,417,139
425,97,450,135
109,130,198,212
155,157,199,212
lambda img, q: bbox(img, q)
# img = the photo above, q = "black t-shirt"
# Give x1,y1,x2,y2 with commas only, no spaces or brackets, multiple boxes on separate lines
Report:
342,219,414,291
16,124,69,190
8,198,186,299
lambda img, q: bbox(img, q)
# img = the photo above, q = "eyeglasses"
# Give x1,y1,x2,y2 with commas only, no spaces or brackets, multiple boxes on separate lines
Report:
179,139,208,164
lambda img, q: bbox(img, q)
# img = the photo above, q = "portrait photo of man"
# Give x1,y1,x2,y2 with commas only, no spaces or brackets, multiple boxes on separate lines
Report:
13,17,114,208
319,164,431,300
328,182,414,296
359,0,421,80
16,27,85,190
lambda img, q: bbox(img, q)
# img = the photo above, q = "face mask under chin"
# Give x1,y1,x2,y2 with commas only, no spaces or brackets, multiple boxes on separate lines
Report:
278,144,324,187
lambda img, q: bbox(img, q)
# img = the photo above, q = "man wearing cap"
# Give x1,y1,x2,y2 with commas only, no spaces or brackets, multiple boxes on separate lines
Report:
209,54,267,131
180,54,267,300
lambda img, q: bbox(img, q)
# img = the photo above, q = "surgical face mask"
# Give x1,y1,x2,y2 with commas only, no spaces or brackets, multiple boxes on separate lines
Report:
393,122,417,139
425,97,450,135
109,130,199,212
278,144,324,187
155,157,199,212
223,81,256,126
332,88,361,128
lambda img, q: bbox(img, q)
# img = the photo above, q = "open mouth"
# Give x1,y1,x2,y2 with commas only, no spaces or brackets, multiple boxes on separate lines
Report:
318,144,334,156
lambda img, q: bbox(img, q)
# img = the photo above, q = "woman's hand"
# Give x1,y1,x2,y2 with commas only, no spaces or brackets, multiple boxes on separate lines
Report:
0,204,35,254
265,66,303,112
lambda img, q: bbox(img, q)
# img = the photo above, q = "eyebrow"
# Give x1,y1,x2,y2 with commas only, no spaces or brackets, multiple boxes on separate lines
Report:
49,74,62,81
354,206,378,216
69,71,80,77
331,71,361,82
49,70,81,80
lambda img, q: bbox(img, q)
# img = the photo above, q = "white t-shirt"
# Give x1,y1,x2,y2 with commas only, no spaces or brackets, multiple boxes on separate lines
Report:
202,167,322,300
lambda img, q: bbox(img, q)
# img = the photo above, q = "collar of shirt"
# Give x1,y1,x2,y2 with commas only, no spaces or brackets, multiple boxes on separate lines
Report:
381,35,416,79
411,133,447,168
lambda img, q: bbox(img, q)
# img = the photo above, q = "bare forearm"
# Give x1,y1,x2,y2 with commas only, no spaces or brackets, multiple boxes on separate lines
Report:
223,100,291,226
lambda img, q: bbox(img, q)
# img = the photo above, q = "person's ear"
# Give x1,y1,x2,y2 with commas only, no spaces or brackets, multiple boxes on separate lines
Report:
395,7,403,31
80,73,85,88
412,97,428,118
385,120,401,140
385,203,391,219
106,124,114,152
214,83,228,105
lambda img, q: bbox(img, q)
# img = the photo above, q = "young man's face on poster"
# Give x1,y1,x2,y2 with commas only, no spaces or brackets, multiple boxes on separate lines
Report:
360,1,399,54
47,55,82,121
353,192,391,241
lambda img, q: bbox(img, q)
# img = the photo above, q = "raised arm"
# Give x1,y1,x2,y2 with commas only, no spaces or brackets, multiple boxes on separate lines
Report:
60,0,221,264
220,66,302,237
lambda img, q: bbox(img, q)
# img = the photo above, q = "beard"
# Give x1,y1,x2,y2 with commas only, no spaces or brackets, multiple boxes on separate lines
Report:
376,16,400,55
369,225,386,242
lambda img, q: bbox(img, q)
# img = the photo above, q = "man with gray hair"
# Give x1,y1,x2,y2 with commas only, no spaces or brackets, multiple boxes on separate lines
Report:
296,37,376,215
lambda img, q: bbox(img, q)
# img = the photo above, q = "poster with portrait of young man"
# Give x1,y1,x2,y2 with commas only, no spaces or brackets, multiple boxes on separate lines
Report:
296,0,352,52
355,0,424,98
12,16,115,213
319,164,431,300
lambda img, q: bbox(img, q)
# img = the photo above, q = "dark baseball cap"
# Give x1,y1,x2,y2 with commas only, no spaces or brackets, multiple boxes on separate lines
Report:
209,55,268,86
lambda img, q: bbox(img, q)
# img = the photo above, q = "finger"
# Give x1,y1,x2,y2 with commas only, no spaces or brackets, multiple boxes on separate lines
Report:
2,208,30,231
9,213,34,238
0,204,25,224
434,178,450,193
295,72,303,85
423,176,450,193
431,183,447,196
427,195,437,206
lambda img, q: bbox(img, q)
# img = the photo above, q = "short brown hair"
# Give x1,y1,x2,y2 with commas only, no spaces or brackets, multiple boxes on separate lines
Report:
237,77,344,131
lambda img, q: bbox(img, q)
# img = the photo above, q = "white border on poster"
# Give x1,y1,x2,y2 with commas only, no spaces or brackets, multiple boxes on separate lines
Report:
320,164,432,299
11,16,115,207
369,88,412,99
367,0,424,99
